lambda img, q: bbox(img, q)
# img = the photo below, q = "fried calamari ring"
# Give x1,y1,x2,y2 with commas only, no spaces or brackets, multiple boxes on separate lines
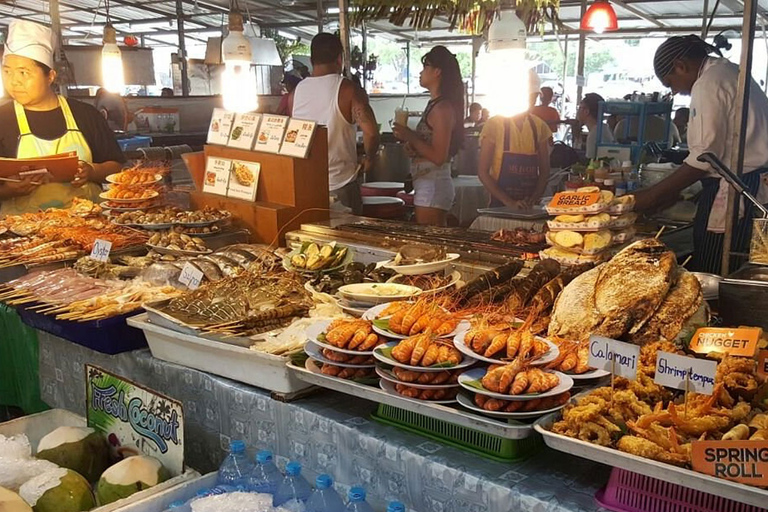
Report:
577,423,612,446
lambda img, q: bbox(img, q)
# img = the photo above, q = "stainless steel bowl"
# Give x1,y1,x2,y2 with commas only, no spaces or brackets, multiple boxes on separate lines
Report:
692,272,722,300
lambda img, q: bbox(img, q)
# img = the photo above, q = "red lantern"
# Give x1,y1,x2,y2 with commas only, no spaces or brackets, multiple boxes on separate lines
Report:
124,35,139,47
581,0,619,34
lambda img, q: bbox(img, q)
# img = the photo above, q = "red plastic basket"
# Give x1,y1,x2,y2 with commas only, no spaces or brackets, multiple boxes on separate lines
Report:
595,468,766,512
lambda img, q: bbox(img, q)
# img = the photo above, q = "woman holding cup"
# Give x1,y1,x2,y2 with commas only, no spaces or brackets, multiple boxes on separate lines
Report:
393,46,463,226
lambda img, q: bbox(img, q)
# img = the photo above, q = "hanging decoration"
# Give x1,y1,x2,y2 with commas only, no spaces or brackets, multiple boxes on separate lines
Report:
580,0,618,33
124,35,139,47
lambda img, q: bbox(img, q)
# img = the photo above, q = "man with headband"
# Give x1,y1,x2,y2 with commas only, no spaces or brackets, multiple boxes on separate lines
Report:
635,35,768,273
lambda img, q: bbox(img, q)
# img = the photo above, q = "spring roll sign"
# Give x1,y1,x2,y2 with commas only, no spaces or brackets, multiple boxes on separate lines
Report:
692,441,768,486
85,365,184,475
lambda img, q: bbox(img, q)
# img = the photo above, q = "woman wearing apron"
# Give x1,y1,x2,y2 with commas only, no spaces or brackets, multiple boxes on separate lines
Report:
393,46,464,226
635,35,768,274
0,20,125,215
477,111,552,209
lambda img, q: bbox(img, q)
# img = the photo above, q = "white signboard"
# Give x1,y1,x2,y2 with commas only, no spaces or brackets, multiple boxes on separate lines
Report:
207,108,235,145
178,262,203,290
202,156,232,196
227,160,261,202
227,113,262,150
279,118,317,158
254,115,289,154
89,239,112,262
588,335,640,379
654,351,717,395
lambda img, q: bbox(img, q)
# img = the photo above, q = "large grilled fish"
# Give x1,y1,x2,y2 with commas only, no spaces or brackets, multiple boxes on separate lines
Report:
547,265,603,341
593,239,677,340
627,269,703,345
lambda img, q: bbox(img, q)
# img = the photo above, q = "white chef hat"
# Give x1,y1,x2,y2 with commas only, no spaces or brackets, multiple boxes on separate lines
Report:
4,20,55,69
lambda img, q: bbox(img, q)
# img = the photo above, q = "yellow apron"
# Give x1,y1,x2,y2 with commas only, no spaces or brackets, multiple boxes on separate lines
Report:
0,96,102,215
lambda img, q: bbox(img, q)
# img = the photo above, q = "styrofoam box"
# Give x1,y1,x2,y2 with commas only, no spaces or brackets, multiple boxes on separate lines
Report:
0,409,200,512
127,313,313,395
117,473,217,512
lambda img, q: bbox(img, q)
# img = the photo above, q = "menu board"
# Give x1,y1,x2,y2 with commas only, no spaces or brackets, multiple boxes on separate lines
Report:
227,113,262,150
202,156,232,196
207,108,235,145
254,115,289,154
226,160,261,202
279,118,317,159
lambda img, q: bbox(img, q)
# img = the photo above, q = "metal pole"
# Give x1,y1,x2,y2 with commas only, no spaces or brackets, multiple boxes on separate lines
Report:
50,0,68,97
338,0,352,78
406,40,411,94
470,36,479,104
362,22,368,90
722,0,757,275
316,0,323,32
576,0,587,106
176,0,190,96
701,0,710,38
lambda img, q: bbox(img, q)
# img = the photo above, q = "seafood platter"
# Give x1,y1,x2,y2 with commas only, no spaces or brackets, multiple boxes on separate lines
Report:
100,164,167,206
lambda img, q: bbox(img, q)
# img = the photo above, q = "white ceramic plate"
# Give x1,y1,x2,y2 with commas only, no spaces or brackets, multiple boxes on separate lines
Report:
379,378,457,404
338,301,369,317
99,190,159,202
381,253,460,276
305,319,377,355
112,221,174,230
455,391,568,419
375,366,460,390
372,342,477,372
338,283,421,305
362,303,468,340
106,173,162,185
304,358,377,381
304,340,376,368
453,330,560,366
458,368,573,401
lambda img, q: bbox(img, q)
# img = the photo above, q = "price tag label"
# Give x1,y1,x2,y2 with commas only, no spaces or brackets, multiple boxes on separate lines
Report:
654,351,717,395
588,335,640,379
549,191,600,209
690,327,762,357
178,262,203,290
692,441,768,486
757,350,768,380
89,239,112,262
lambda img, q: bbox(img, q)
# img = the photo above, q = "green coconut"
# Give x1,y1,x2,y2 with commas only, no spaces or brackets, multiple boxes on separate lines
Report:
0,487,33,512
36,427,109,483
95,455,168,505
18,469,95,512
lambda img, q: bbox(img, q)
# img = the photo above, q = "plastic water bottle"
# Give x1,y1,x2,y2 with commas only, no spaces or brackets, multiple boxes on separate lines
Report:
217,440,253,487
162,500,187,512
344,487,374,512
273,461,312,508
248,450,282,494
387,501,406,512
306,474,345,512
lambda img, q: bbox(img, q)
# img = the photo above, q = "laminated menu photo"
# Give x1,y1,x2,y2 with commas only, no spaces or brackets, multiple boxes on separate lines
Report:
254,115,289,154
202,156,232,196
279,118,317,158
227,113,262,150
226,160,261,201
207,108,235,145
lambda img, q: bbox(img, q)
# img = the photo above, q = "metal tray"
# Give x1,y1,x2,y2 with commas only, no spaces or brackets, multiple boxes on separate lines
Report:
534,413,768,509
289,362,534,439
476,206,549,220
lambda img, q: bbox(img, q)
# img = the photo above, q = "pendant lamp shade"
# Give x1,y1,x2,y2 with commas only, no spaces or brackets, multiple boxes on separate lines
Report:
581,0,619,34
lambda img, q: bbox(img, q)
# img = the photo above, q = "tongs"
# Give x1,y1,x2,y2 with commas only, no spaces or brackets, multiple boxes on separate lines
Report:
698,152,768,218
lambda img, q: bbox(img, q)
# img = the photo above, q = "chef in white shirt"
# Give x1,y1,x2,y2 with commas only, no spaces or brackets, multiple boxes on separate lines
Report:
634,35,768,274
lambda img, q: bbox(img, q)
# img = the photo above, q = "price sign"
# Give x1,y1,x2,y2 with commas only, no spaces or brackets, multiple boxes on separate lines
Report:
549,191,600,209
178,262,203,290
692,441,768,486
654,351,717,395
89,239,112,262
758,350,768,380
690,327,762,357
588,335,640,379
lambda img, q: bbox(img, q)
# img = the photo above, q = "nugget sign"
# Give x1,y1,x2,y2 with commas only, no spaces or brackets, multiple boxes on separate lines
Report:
692,441,768,486
690,327,762,357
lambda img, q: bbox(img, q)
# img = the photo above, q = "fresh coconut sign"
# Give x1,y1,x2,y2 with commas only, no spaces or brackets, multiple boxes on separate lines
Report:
85,365,184,476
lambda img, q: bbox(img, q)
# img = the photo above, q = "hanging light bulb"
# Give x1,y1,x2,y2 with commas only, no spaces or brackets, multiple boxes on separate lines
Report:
478,10,531,118
222,9,257,113
101,24,125,93
581,0,619,34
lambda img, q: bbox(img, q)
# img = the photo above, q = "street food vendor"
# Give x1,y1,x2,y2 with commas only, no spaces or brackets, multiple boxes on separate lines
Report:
0,20,125,215
634,35,768,273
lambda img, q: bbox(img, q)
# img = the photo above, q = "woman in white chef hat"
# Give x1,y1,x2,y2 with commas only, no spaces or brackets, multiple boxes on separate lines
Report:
0,20,125,214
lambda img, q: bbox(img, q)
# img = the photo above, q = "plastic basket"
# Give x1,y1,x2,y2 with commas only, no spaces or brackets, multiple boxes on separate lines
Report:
595,467,765,512
371,403,542,462
118,135,153,152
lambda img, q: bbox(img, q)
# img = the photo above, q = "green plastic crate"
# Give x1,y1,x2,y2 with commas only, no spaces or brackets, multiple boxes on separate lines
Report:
371,403,543,462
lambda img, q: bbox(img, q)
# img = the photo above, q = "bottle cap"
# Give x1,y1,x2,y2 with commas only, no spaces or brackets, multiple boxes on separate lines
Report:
315,474,333,489
348,487,366,502
604,179,615,186
285,461,302,476
387,501,406,512
229,440,245,453
256,450,273,464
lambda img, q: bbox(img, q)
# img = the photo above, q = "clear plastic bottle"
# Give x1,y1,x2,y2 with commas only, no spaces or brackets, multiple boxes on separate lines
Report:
162,500,187,512
344,487,374,512
248,450,283,494
306,474,345,512
273,461,312,507
217,440,254,487
387,501,406,512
